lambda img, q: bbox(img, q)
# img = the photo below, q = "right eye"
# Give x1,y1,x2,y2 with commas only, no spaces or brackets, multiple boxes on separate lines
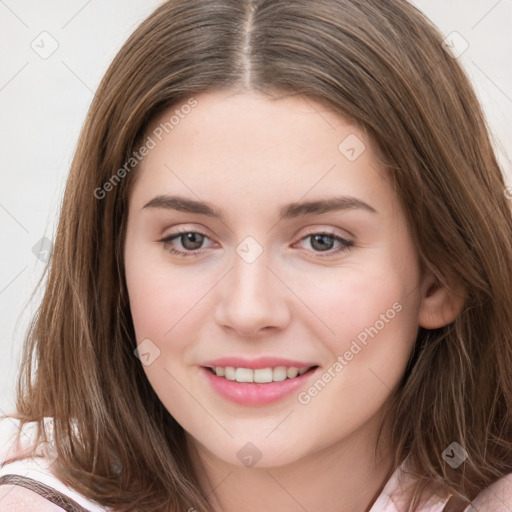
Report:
159,230,215,257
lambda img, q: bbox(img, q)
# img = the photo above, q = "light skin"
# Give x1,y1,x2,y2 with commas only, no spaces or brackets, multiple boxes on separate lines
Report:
124,89,464,512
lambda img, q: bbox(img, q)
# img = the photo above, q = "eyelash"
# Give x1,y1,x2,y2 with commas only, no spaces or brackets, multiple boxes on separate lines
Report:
159,228,354,258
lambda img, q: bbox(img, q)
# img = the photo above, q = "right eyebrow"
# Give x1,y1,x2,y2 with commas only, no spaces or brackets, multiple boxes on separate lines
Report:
142,195,226,221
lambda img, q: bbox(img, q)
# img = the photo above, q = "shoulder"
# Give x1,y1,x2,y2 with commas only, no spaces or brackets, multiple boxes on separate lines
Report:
385,457,512,512
468,473,512,511
0,414,40,462
0,415,110,512
0,484,64,511
0,415,53,468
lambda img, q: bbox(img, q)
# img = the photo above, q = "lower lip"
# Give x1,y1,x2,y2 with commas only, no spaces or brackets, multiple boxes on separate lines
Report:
201,367,318,406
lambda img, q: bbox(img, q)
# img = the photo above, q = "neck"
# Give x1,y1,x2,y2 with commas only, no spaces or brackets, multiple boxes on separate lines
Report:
187,413,397,512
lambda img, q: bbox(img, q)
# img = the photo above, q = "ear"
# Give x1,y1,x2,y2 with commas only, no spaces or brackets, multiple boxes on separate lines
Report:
418,273,465,329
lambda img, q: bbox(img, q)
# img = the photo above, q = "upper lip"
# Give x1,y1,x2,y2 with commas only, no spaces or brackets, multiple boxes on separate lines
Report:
201,357,318,370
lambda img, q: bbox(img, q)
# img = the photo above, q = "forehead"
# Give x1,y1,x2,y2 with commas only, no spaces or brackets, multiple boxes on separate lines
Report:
147,89,363,152
131,89,396,218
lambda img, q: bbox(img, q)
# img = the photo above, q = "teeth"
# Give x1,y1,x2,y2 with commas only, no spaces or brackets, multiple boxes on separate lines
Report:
286,367,298,379
235,368,254,383
212,366,313,383
255,367,273,383
224,367,235,380
273,366,287,382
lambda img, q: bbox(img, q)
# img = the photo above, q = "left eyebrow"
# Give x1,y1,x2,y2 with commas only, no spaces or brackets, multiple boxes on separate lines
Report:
279,196,377,218
141,194,378,220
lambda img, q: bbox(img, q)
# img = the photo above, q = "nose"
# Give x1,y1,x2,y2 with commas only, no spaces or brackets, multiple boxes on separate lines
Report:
214,250,291,337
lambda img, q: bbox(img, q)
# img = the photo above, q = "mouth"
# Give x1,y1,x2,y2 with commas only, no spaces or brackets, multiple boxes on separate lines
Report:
200,357,321,406
203,365,319,383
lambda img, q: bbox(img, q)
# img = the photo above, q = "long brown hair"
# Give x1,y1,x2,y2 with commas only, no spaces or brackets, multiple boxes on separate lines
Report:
5,0,512,510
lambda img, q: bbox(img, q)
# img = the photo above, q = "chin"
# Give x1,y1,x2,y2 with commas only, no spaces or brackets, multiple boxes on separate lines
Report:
190,431,310,469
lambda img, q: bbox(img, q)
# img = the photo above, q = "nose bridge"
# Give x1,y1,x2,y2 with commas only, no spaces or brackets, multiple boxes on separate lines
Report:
214,241,290,335
232,248,271,298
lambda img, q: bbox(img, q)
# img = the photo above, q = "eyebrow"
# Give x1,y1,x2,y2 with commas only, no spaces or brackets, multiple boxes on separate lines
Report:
142,194,377,220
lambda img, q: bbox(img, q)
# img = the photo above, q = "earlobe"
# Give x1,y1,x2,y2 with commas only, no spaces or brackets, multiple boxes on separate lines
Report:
418,273,466,329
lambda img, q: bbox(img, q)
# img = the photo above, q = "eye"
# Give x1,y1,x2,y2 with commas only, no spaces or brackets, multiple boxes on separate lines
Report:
159,230,214,257
159,229,354,258
296,231,354,255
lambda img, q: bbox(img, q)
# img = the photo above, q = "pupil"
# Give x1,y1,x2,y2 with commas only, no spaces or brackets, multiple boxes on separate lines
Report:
182,233,203,250
311,234,333,251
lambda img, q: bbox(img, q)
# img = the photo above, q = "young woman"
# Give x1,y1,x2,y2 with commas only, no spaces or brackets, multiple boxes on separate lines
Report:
1,0,512,511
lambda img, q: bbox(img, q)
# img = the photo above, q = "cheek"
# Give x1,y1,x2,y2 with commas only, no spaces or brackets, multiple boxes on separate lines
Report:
298,273,419,429
303,265,410,339
124,250,204,416
125,238,206,342
300,257,421,390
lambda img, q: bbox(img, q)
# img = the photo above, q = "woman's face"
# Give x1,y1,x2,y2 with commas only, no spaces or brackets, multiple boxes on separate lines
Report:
124,89,428,468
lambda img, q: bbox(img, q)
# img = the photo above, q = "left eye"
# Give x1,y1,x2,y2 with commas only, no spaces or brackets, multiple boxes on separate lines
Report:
297,232,353,254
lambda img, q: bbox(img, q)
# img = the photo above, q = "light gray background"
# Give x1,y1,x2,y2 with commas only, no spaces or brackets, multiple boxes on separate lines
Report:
1,1,511,415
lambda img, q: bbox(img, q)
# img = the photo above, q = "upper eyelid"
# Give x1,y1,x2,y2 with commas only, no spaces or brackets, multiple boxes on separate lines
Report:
161,227,351,241
161,223,353,239
161,228,212,242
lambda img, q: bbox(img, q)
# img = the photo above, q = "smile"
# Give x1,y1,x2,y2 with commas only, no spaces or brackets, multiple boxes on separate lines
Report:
206,365,315,383
201,362,319,407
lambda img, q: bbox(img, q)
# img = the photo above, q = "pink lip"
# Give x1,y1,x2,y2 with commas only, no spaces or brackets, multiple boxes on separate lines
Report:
201,357,317,370
200,363,319,407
